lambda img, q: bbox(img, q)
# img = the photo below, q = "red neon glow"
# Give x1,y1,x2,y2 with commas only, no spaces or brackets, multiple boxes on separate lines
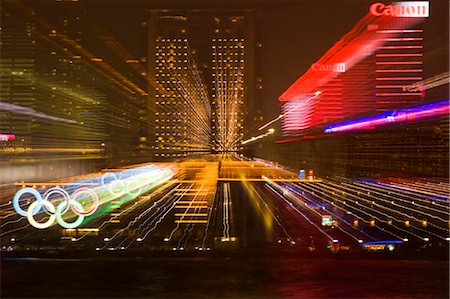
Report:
376,53,423,57
383,37,423,41
376,61,422,65
379,45,423,49
370,2,429,18
278,4,425,138
376,93,421,96
377,29,423,33
375,69,423,73
376,85,409,88
0,134,15,141
376,77,423,80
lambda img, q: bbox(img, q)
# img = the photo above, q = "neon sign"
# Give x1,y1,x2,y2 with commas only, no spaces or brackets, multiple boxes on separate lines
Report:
0,134,15,141
12,164,176,229
321,215,333,226
370,2,429,18
311,63,346,73
324,99,449,133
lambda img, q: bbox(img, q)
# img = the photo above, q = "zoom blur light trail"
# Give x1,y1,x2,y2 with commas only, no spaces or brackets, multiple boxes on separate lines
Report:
12,164,177,229
324,99,449,133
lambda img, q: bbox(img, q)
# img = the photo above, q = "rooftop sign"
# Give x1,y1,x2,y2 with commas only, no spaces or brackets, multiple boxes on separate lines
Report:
370,2,429,18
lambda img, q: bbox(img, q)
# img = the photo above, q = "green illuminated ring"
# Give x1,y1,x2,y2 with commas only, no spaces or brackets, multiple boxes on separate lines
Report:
56,201,84,229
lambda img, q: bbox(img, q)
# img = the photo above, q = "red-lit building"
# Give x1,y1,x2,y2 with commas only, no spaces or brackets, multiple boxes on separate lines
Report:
279,4,427,137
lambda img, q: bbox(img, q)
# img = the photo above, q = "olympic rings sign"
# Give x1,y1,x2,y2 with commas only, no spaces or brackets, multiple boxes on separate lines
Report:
12,164,175,230
12,186,99,229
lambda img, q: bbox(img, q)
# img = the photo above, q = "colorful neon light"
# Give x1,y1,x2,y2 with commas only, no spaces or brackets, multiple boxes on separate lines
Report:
370,2,429,18
0,134,15,141
12,164,176,229
324,99,449,133
277,3,425,138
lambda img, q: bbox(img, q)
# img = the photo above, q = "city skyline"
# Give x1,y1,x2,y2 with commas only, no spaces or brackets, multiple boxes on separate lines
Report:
0,1,448,298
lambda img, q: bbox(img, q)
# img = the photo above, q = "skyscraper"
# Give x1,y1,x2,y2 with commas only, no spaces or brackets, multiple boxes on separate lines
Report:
0,1,153,183
147,7,256,158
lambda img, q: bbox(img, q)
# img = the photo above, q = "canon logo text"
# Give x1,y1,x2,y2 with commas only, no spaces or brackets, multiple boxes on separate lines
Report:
370,2,429,18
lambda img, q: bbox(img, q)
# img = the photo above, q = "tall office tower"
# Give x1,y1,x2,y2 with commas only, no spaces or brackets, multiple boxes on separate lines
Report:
211,17,245,153
148,8,256,158
0,1,152,182
0,12,35,148
0,3,107,183
149,13,211,159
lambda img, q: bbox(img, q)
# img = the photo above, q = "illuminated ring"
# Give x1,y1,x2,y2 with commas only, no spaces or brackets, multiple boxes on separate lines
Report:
27,200,56,229
70,187,99,216
125,179,143,197
13,188,42,217
101,172,117,186
42,187,71,215
140,170,159,189
56,201,84,229
109,179,125,197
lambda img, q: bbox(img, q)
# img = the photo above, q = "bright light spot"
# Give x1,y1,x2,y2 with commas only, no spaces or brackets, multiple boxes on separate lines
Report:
108,247,115,251
136,238,143,242
95,247,100,251
424,238,430,242
120,246,125,250
403,238,409,242
332,239,339,243
163,237,169,242
445,237,450,241
172,247,177,251
268,128,275,133
71,238,76,242
358,240,363,244
387,245,395,251
10,238,15,242
103,237,109,242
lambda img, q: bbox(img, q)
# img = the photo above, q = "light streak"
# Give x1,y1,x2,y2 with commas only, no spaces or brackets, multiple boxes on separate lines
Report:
324,99,449,133
11,164,176,229
242,128,275,145
296,180,448,240
402,72,450,92
0,102,76,124
222,183,231,240
264,177,363,242
298,185,423,240
212,38,245,152
259,91,321,132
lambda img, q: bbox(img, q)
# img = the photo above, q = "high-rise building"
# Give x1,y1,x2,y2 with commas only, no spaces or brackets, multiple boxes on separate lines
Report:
0,1,153,183
147,8,257,158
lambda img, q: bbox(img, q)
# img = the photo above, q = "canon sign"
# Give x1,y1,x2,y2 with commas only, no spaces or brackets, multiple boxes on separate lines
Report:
370,2,429,18
311,63,346,73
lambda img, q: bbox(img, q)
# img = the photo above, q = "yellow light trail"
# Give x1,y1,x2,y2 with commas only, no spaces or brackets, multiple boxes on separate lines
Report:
175,220,208,224
174,213,208,217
